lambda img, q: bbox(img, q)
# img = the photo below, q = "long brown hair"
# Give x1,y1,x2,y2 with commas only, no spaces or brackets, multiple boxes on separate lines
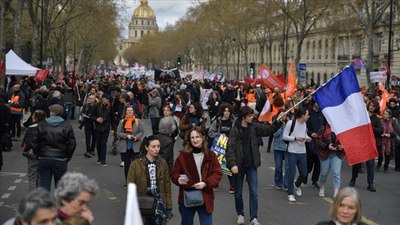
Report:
183,127,209,156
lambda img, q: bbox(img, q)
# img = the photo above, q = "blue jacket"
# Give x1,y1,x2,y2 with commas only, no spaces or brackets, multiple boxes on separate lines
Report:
273,124,287,151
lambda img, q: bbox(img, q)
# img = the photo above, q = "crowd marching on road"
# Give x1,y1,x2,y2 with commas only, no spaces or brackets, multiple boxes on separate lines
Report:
1,72,400,225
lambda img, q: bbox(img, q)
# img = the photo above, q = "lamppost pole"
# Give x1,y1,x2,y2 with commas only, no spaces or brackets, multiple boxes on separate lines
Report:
39,0,44,69
386,0,393,89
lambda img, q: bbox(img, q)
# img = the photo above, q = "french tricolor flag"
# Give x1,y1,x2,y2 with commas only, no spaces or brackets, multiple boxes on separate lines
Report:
313,64,378,165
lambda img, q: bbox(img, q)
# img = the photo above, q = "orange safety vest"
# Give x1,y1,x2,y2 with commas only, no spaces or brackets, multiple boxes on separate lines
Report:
9,95,23,112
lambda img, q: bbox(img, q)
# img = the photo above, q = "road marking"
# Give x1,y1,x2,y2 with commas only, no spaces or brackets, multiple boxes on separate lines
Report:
270,166,276,171
323,197,380,225
1,193,11,199
0,172,27,177
14,179,22,183
8,186,16,191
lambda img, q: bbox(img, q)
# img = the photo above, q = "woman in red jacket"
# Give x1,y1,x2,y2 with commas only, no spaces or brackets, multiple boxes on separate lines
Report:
171,127,223,225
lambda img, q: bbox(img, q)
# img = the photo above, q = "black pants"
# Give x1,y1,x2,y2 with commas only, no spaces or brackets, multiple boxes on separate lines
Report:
84,126,96,153
10,114,22,138
121,151,140,182
305,153,320,184
377,148,392,171
395,145,400,170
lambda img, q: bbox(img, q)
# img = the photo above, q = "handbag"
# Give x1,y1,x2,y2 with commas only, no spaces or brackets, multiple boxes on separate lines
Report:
138,195,156,216
183,189,204,207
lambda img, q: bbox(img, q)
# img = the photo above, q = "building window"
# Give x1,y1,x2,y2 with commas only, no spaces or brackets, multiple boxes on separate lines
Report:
306,41,310,60
312,41,316,60
318,40,322,60
141,30,144,36
373,33,382,55
135,31,137,37
354,35,362,57
325,40,329,59
331,38,336,59
141,20,144,25
339,37,348,56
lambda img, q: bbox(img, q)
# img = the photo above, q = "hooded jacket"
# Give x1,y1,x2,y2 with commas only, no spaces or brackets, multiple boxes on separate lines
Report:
33,116,76,161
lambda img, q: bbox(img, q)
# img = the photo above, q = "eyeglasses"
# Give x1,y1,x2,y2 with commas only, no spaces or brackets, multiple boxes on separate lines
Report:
72,199,90,207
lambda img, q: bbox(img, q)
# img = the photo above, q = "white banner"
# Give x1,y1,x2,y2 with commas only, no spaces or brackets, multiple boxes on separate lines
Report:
370,71,387,83
200,88,213,110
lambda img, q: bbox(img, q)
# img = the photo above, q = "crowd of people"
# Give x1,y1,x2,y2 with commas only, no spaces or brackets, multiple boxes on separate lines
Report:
1,72,400,225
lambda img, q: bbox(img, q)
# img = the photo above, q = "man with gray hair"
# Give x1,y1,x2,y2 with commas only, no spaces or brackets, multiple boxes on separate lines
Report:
3,188,58,225
32,104,76,191
54,172,99,223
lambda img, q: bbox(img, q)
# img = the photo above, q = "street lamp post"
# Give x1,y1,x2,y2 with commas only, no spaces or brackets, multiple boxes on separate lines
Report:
386,0,393,89
39,0,44,69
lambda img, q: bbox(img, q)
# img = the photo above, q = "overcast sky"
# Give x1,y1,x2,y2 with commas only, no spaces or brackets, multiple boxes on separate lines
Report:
119,0,204,38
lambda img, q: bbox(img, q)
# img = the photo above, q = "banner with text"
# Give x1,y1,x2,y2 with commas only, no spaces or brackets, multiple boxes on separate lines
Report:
210,134,232,176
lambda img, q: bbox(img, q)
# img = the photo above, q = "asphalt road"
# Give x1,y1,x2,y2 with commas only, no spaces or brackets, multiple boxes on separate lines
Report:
1,117,399,225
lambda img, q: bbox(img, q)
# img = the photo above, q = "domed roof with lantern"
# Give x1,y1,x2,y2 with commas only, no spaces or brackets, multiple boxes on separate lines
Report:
134,0,156,19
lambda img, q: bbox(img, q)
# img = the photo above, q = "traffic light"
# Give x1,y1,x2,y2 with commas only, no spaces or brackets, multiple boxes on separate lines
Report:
250,62,255,78
176,56,182,67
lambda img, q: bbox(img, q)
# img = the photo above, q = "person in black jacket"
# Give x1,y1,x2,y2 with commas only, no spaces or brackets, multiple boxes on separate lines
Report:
93,94,113,167
0,98,12,170
32,104,76,191
80,94,97,158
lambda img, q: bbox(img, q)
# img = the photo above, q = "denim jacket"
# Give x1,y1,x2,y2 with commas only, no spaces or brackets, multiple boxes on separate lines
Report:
273,124,287,151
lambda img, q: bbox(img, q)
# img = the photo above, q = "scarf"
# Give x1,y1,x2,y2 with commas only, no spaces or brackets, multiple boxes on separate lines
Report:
124,115,138,132
382,119,393,155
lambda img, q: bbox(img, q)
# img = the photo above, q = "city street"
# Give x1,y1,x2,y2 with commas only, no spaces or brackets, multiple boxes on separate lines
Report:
1,118,399,225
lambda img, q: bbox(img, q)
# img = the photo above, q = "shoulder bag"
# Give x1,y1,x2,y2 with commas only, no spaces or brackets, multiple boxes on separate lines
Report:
183,189,204,207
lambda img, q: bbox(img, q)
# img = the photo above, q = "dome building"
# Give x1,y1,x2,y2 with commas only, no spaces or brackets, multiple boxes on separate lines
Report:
115,0,158,65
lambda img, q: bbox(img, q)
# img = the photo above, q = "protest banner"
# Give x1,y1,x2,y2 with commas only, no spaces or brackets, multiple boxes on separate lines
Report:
210,134,232,176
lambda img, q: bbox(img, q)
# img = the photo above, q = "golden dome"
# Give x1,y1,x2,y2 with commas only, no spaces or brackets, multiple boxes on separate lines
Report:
134,0,155,19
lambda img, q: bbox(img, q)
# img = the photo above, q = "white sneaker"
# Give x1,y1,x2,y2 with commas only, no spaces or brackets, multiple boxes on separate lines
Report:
288,195,296,202
333,188,338,198
319,188,325,197
120,161,125,167
250,218,261,225
294,185,302,196
237,215,245,225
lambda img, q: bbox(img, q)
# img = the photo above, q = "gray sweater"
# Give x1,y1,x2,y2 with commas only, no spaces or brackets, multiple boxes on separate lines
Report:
282,120,310,154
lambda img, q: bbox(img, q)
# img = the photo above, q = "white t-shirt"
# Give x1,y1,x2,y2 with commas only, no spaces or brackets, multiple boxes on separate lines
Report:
282,120,310,154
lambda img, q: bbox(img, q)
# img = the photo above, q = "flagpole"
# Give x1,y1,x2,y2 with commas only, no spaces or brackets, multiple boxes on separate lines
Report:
276,93,315,121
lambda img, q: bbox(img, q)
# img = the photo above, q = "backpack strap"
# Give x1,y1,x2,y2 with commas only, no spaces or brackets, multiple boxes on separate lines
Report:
289,120,296,136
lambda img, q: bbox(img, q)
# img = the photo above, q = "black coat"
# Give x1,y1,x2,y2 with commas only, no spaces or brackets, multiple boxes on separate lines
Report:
33,118,76,161
0,104,11,134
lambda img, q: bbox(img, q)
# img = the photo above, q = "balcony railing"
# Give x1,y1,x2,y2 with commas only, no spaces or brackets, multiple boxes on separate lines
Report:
337,55,350,60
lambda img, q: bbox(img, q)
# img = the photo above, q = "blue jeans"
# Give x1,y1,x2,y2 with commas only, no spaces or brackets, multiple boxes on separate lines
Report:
179,204,212,225
38,158,68,191
351,159,374,186
64,102,74,120
96,130,110,164
274,150,289,188
319,154,342,189
287,152,307,196
235,166,258,221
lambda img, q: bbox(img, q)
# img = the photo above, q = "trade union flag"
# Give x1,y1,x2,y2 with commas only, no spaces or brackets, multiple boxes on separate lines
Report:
313,63,378,165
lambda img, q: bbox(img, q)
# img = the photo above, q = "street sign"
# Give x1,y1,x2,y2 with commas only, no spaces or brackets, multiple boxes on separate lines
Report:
299,71,306,84
299,63,307,71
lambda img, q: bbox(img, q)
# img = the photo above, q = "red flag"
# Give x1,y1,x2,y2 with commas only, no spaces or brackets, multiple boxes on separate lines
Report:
258,95,274,123
285,60,296,97
0,56,4,76
244,77,254,85
258,64,286,91
276,74,287,84
35,69,49,82
56,71,64,84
